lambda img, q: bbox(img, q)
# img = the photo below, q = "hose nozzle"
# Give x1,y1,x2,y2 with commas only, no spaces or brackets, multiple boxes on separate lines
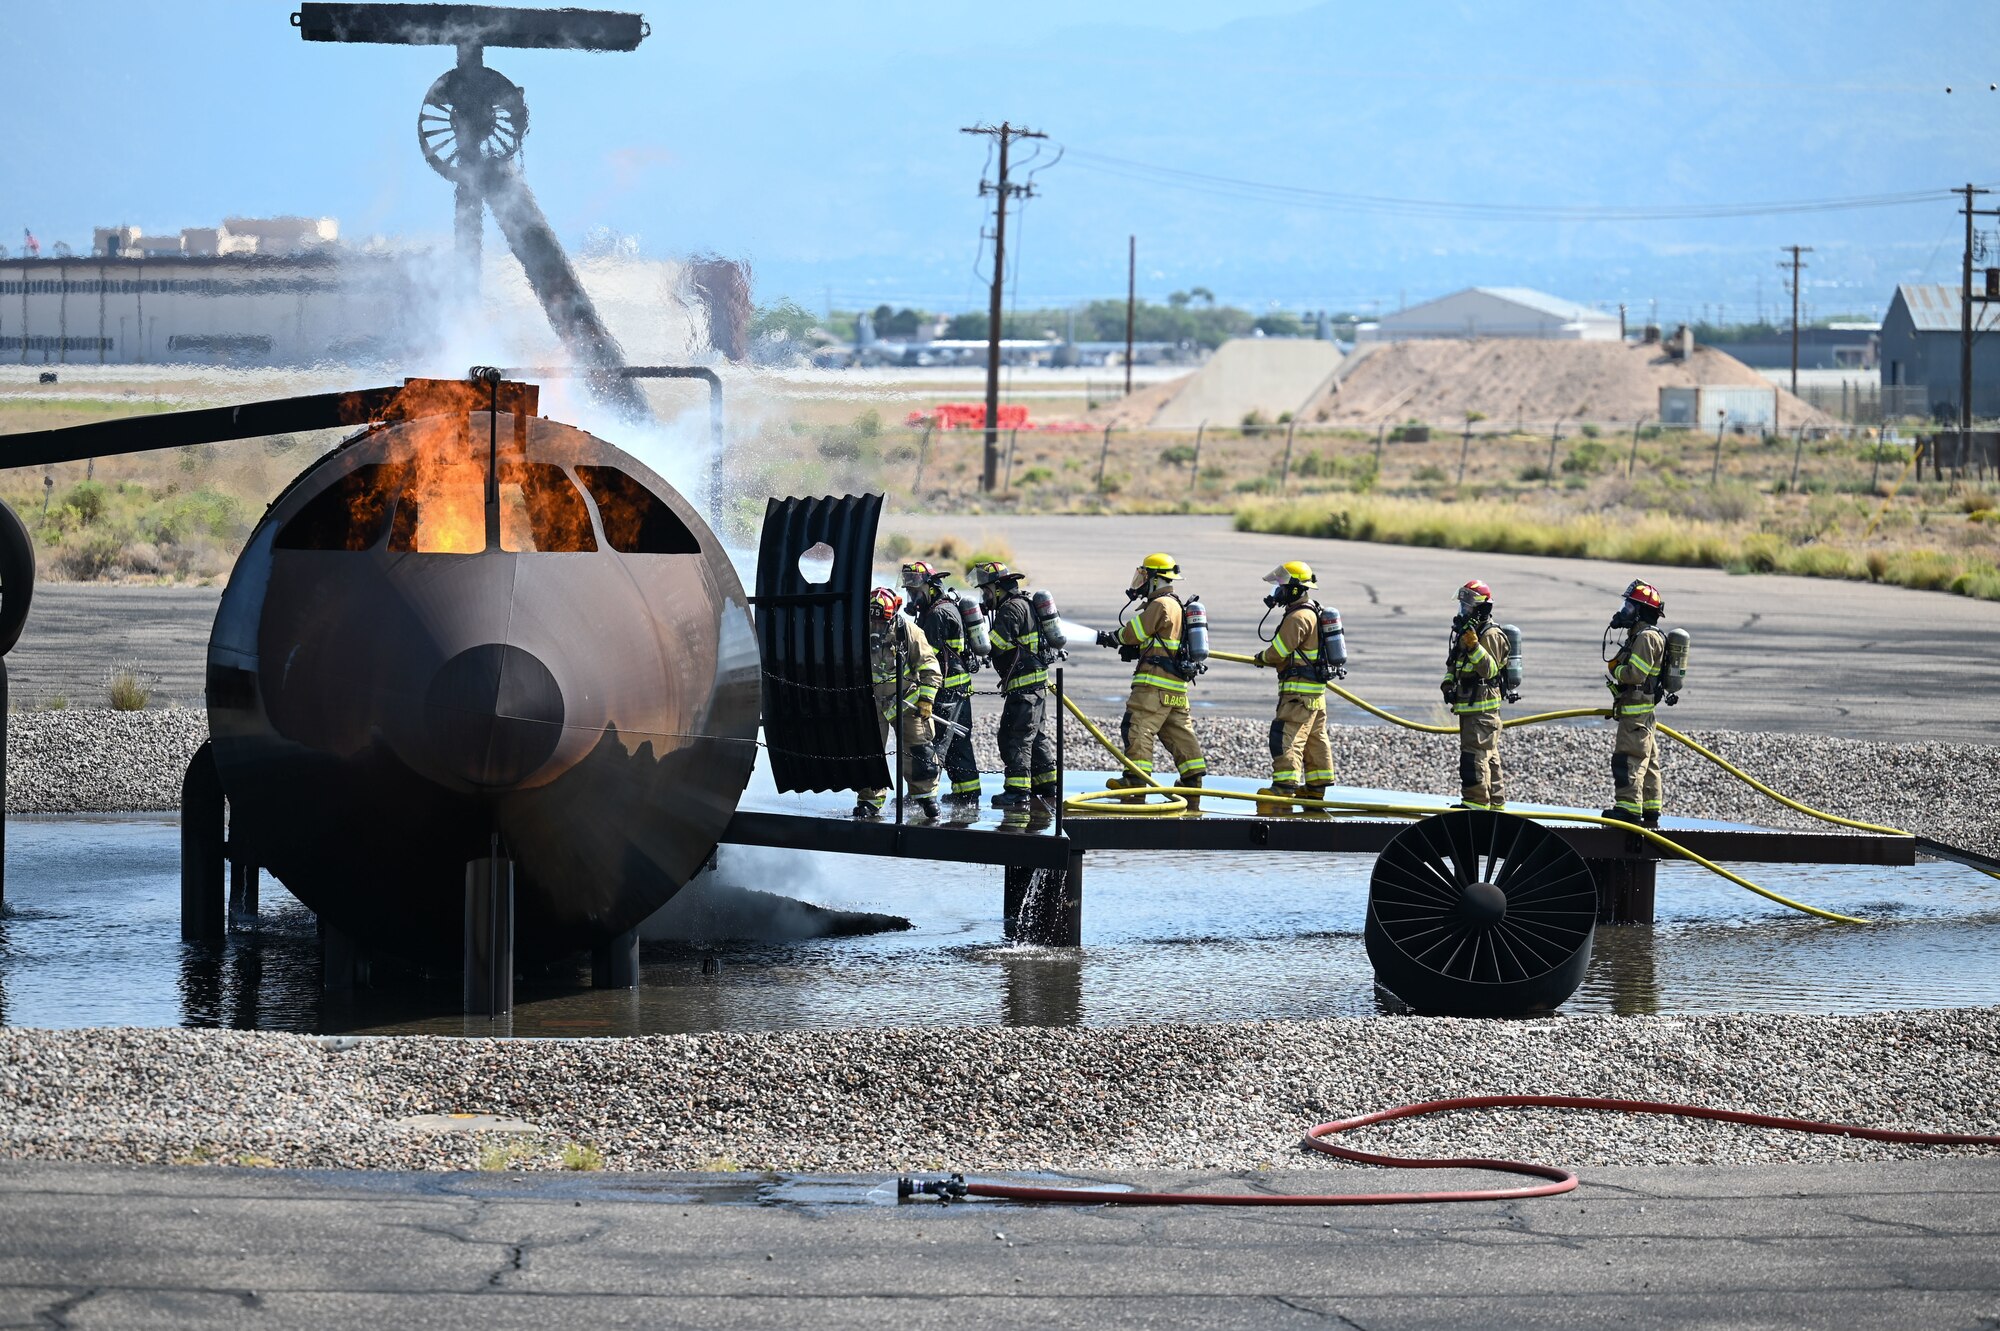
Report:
897,1173,969,1203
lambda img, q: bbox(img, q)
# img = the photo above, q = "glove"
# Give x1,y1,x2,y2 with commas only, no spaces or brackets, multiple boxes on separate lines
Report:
1441,680,1457,703
1252,656,1269,669
1458,628,1479,652
1095,629,1119,649
917,698,933,720
1332,666,1348,680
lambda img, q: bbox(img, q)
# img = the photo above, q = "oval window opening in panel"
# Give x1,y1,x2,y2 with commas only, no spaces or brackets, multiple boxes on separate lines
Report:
796,541,835,585
574,464,700,554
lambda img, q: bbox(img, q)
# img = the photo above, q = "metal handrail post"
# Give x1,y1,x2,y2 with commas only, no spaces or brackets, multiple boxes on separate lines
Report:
1054,667,1065,837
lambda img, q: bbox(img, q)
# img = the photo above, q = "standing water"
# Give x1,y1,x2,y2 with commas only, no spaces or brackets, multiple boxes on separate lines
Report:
1,812,1997,1036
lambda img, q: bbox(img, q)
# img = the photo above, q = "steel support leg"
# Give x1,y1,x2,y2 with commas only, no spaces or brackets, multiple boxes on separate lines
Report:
321,921,371,992
1590,857,1657,925
179,741,225,941
464,854,515,1016
592,927,640,989
1003,851,1084,947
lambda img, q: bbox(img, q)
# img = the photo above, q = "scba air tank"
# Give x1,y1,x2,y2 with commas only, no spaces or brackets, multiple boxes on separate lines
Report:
1500,623,1525,694
1182,596,1209,664
1031,589,1067,652
1661,626,1691,696
955,592,992,658
1317,606,1348,672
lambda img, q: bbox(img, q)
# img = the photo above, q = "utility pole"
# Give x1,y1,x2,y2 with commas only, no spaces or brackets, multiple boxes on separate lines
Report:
1123,235,1136,396
1956,184,1994,437
1780,245,1813,398
960,121,1047,493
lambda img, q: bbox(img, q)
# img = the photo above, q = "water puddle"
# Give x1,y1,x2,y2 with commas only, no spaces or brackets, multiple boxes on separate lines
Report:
1,812,1997,1034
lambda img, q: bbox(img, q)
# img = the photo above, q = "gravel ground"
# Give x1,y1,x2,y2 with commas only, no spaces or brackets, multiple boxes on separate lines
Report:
5,708,206,814
1,1012,1995,1173
2,706,1991,858
979,711,2000,858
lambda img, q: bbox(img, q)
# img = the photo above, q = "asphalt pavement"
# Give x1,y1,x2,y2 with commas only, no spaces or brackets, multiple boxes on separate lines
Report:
881,514,2000,742
12,520,2000,740
0,1160,1994,1328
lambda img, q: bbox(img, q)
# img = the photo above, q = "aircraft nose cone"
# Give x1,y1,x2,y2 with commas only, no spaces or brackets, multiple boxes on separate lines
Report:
424,643,565,788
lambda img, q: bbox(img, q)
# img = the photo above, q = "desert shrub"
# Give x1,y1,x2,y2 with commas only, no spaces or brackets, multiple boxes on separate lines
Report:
1562,440,1610,475
1412,464,1448,484
63,480,108,524
1159,444,1197,466
55,532,124,580
1580,423,1601,438
1017,467,1053,486
107,669,150,711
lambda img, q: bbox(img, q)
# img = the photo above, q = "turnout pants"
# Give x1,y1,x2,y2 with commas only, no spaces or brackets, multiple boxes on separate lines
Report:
1612,712,1663,815
999,687,1058,796
935,691,981,799
856,710,938,809
1269,696,1334,789
1119,683,1206,785
1457,711,1504,808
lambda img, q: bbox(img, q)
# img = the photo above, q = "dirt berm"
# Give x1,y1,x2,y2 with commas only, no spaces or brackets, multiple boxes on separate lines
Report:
1304,337,1832,429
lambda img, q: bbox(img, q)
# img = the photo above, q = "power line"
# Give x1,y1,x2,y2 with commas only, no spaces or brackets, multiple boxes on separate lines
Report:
1062,147,1968,222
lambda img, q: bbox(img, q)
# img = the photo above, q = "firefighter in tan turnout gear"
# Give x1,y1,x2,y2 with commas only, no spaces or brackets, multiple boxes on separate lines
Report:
1094,553,1208,811
852,586,942,822
1251,561,1342,816
1442,579,1514,810
1602,578,1670,827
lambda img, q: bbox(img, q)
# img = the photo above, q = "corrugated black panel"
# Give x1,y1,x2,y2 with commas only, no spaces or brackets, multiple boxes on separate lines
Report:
755,494,889,793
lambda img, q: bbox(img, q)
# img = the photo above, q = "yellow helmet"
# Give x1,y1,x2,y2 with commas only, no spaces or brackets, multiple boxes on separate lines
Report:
1263,560,1317,588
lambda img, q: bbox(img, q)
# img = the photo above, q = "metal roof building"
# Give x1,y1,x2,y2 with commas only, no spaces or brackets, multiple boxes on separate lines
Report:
1879,284,2000,420
1365,287,1622,342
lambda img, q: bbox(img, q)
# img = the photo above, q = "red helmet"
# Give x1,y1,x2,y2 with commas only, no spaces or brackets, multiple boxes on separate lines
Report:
1623,579,1664,613
1457,578,1493,609
869,587,904,622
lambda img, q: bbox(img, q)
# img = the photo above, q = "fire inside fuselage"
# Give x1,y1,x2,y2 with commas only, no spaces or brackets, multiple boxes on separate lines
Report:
205,411,758,963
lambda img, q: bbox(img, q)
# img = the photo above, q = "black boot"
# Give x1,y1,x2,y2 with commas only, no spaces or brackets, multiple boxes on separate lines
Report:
916,797,941,821
992,789,1032,811
1601,806,1643,826
852,801,883,820
1179,776,1204,815
1642,810,1661,829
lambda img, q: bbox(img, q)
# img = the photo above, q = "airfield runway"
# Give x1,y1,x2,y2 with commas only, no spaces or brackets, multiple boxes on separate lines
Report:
881,514,2000,742
14,515,2000,741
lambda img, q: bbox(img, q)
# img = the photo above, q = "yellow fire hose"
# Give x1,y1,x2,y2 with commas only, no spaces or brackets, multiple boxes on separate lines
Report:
1054,650,1923,923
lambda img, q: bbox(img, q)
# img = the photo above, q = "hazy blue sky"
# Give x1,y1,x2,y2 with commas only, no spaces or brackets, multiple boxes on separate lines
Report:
5,0,1998,320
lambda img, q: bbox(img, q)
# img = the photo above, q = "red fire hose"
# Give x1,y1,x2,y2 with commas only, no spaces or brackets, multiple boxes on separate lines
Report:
906,1096,2000,1207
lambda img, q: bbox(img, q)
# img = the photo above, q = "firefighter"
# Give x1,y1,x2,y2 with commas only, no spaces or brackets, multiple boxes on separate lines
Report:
1442,579,1512,810
969,559,1057,811
852,586,942,821
900,560,982,807
1602,578,1668,827
1251,561,1336,816
1093,553,1207,811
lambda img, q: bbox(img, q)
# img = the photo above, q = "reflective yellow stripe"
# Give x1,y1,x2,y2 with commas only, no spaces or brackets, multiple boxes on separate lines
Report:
941,673,972,690
1454,697,1501,713
1003,671,1047,691
1617,701,1656,715
1628,656,1661,676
